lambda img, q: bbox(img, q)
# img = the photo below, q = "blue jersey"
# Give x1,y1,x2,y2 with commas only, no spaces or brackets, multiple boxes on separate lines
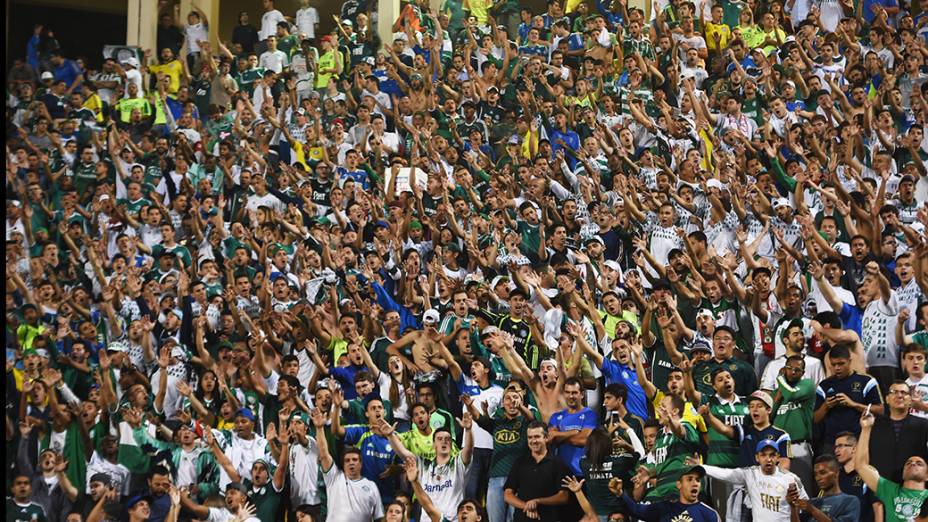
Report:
343,426,396,498
815,373,882,444
619,494,721,522
336,167,370,190
734,424,790,467
600,358,649,421
330,363,367,400
549,407,598,476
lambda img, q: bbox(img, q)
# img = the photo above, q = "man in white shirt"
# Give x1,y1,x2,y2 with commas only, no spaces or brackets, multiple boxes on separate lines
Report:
180,481,261,522
384,414,474,522
258,0,286,49
313,408,384,522
760,320,825,390
280,412,323,509
295,0,319,41
701,440,809,522
258,35,288,73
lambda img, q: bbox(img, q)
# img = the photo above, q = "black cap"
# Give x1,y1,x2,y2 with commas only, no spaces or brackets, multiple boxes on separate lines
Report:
226,481,248,494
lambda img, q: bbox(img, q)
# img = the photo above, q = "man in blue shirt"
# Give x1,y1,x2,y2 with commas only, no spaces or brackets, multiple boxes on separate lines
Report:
813,344,884,451
788,454,861,522
578,334,648,420
548,377,597,476
548,111,580,169
50,51,83,95
333,396,398,502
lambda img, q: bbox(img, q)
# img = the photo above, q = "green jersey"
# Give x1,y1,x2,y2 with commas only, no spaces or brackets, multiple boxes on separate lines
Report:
476,411,539,478
646,421,701,500
245,479,284,522
876,477,928,522
6,500,47,522
580,451,641,515
517,220,541,256
772,376,815,442
705,395,748,467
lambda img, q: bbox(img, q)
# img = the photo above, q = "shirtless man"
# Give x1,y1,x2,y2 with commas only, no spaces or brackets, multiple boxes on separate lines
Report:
387,308,449,379
491,330,569,422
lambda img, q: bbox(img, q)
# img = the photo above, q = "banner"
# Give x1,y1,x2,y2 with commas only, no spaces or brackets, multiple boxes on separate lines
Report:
384,167,427,196
102,45,143,64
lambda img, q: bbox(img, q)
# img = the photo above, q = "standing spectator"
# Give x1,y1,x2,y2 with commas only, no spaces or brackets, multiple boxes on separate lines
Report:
867,381,928,484
814,344,885,453
771,355,816,493
258,0,287,54
504,421,570,522
232,12,260,55
548,377,597,476
833,431,880,522
295,0,320,42
786,455,860,522
855,412,928,522
157,13,184,57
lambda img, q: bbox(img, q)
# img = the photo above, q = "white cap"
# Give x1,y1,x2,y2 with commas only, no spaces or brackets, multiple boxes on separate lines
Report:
122,57,140,68
423,309,440,325
40,71,54,80
604,260,622,272
706,178,725,190
773,197,793,210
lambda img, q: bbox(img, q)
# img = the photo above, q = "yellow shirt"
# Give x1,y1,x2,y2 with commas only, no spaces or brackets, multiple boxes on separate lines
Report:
652,390,707,433
83,93,104,122
148,60,185,95
565,0,584,13
467,0,491,24
705,22,732,51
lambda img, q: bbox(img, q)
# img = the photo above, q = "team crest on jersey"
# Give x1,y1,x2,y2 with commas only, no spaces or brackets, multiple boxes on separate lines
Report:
670,512,694,522
852,382,862,391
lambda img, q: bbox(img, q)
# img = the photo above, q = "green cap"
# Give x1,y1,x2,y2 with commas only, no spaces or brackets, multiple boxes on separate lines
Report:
408,219,423,231
22,348,39,357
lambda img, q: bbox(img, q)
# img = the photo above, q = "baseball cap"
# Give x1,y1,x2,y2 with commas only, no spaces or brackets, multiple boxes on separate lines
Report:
423,309,440,325
772,197,792,210
680,464,706,478
89,473,112,486
226,482,248,494
755,439,781,454
749,390,774,409
508,135,520,145
481,325,500,338
122,57,140,69
690,339,712,354
235,408,256,422
126,494,154,510
40,71,54,80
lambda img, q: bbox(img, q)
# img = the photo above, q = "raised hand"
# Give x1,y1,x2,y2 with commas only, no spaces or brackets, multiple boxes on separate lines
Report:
403,456,419,482
562,476,585,493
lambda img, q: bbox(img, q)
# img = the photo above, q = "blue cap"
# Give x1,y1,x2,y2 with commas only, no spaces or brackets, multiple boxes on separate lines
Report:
235,408,255,422
126,494,153,510
755,439,781,455
375,220,391,229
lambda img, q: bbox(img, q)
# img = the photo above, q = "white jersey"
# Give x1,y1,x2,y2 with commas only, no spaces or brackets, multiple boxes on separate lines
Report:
702,465,808,522
760,355,825,390
418,455,470,522
322,465,384,522
295,7,319,39
288,437,322,505
863,291,900,368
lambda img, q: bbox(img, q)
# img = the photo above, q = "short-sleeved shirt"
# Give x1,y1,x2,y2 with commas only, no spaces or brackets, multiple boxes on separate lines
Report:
875,477,928,522
504,452,570,522
600,358,649,421
647,422,701,500
321,464,385,522
815,373,883,444
548,407,598,476
805,493,860,522
734,423,791,467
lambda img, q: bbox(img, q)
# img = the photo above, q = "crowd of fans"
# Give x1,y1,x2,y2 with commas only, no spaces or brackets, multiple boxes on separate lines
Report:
6,0,928,520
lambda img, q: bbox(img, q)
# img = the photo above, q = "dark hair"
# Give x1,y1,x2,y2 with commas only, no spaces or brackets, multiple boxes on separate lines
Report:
813,454,840,470
563,376,583,391
814,311,842,329
149,465,171,479
526,420,548,434
829,343,852,360
584,428,614,470
342,446,362,464
713,325,736,339
604,383,628,402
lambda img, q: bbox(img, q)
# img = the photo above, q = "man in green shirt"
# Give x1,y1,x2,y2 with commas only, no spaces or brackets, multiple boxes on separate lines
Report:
645,394,701,501
6,474,48,522
856,411,928,522
772,354,816,493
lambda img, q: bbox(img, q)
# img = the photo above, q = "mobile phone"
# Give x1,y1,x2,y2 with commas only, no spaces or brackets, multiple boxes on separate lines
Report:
609,411,619,424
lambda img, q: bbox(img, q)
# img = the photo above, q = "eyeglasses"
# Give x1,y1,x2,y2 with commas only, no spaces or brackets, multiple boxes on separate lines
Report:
889,389,912,396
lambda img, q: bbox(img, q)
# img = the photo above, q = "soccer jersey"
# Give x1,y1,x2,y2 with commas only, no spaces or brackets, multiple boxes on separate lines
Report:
772,377,816,442
704,395,748,467
417,455,469,522
549,407,598,475
815,373,883,444
6,499,47,522
734,423,791,467
646,421,701,500
322,464,384,522
702,465,808,522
